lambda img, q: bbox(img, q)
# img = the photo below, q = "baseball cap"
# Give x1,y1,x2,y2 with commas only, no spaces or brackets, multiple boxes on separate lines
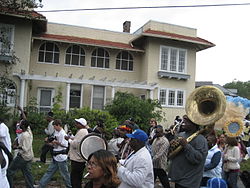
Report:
126,129,148,143
75,118,87,126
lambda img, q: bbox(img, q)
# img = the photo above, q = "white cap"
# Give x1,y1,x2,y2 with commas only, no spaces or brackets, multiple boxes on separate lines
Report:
75,118,87,126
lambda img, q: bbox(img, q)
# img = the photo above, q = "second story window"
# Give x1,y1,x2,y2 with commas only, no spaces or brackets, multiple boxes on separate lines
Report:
91,48,109,68
38,42,59,64
65,45,85,66
116,51,133,71
159,88,185,107
0,23,14,56
160,46,186,73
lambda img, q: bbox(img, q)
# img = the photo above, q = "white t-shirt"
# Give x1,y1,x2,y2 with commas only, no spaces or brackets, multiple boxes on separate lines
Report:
0,149,10,188
53,129,68,162
0,123,11,152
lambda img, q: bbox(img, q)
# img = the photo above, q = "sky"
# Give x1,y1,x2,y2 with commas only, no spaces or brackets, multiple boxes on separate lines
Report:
36,0,250,86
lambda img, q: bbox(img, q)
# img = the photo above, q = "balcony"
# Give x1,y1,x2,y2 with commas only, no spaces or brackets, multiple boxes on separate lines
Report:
158,71,190,80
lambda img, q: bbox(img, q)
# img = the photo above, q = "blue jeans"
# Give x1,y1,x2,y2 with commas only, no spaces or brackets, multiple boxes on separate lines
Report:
223,171,239,188
7,154,34,188
39,159,71,188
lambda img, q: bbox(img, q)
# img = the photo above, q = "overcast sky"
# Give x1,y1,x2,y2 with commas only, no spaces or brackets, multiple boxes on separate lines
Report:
36,0,250,86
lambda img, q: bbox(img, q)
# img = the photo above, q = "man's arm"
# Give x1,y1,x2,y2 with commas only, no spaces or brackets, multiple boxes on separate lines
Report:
204,151,221,171
180,136,208,165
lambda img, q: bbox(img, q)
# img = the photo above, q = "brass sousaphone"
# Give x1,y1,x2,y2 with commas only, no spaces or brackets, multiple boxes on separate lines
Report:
168,85,226,159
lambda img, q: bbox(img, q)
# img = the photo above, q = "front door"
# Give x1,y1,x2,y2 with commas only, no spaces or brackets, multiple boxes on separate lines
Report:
38,88,54,113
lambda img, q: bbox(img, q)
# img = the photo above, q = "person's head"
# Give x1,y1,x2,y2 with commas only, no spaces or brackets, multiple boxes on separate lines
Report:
52,119,62,131
218,134,226,144
155,125,164,137
117,123,133,138
0,117,4,124
226,136,238,146
87,150,120,186
20,120,29,131
46,111,54,122
75,118,87,129
207,134,217,149
149,118,157,127
182,115,199,133
124,118,139,130
126,129,148,151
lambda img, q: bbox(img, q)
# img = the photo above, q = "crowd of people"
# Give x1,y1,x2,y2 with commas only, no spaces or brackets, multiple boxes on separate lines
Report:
0,107,250,188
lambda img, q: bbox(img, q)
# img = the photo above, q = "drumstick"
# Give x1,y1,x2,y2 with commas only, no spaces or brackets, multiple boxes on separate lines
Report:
84,172,89,178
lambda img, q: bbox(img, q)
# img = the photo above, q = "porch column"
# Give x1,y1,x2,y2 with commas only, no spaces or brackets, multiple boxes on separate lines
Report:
19,79,26,108
149,89,154,100
80,84,84,108
66,83,70,112
111,86,115,100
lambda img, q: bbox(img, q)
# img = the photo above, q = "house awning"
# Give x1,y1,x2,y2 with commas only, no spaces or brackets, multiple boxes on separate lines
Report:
0,7,47,33
131,29,215,51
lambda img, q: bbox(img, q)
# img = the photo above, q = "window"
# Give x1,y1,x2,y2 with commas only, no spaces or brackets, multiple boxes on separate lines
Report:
38,42,59,64
92,86,105,110
65,45,85,66
116,51,133,71
160,46,186,73
0,23,14,55
91,48,109,68
159,88,185,107
0,84,16,107
70,84,81,108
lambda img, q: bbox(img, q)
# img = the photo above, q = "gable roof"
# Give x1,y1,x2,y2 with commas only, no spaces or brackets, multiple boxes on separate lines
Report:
33,33,144,52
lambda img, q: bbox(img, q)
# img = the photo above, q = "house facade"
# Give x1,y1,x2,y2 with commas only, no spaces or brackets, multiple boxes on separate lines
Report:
0,7,214,124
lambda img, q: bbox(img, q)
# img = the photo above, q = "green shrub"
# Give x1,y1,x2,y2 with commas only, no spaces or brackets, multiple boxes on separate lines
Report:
105,92,163,131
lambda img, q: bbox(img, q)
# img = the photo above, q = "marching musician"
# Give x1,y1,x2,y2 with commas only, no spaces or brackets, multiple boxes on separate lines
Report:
65,118,89,188
168,115,208,188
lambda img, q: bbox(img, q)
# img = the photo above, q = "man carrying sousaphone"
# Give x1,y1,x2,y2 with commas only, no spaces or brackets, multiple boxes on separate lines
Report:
168,85,227,188
168,115,208,188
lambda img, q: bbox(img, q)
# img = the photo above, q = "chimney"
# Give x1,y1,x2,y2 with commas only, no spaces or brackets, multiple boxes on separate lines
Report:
123,21,131,33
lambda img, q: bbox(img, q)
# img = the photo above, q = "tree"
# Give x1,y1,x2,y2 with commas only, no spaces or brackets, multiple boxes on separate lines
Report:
223,81,250,99
105,92,164,131
1,0,43,9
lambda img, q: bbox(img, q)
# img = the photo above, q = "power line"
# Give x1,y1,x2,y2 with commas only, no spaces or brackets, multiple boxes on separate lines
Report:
37,3,250,13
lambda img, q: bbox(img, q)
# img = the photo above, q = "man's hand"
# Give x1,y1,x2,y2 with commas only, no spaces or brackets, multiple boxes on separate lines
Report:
51,140,60,146
179,137,188,147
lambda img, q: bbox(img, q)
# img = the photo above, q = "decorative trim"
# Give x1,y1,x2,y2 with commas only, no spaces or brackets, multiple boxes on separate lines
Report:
13,73,158,90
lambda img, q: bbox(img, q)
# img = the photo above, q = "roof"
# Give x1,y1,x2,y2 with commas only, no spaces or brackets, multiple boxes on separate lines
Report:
33,33,144,52
131,29,215,51
0,6,47,33
195,82,238,96
0,6,46,21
